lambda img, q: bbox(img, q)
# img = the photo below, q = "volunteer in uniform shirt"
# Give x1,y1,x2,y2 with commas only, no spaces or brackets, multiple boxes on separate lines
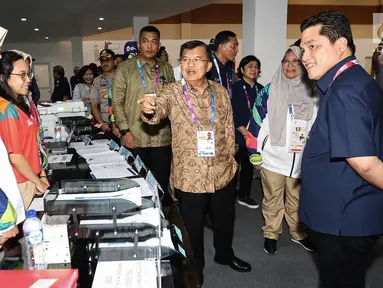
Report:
300,11,383,288
138,40,251,287
207,30,239,95
90,49,119,139
113,25,175,193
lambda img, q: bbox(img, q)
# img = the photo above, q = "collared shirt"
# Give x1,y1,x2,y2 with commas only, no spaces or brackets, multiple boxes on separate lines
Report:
141,80,238,193
0,98,40,183
299,55,383,237
231,79,264,146
90,74,114,123
112,57,175,147
206,54,235,92
51,76,71,103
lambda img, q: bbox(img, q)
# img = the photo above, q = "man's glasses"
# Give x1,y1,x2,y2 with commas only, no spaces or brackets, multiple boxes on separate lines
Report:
282,59,300,67
11,70,33,81
180,57,209,65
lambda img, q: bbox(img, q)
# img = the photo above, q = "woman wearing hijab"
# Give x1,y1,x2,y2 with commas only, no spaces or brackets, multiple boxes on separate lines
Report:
257,46,318,254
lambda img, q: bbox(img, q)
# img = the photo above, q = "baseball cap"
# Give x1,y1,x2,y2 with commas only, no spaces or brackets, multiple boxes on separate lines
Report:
208,38,216,51
99,49,115,60
124,41,139,59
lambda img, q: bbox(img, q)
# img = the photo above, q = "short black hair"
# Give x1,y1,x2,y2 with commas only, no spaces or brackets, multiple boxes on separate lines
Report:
115,54,125,60
53,65,65,77
179,40,212,60
79,65,93,78
214,30,237,49
300,11,355,55
139,25,160,40
237,55,261,79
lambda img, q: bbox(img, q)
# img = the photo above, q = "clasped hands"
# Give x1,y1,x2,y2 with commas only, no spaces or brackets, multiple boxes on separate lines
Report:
137,95,156,115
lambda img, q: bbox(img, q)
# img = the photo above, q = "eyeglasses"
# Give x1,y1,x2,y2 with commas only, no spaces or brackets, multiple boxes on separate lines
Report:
180,57,209,65
282,59,300,67
11,70,33,81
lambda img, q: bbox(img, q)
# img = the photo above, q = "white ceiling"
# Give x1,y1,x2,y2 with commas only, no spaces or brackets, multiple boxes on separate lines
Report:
0,0,217,43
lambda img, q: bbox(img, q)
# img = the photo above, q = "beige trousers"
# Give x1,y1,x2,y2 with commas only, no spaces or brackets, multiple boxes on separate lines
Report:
260,168,306,241
17,181,36,210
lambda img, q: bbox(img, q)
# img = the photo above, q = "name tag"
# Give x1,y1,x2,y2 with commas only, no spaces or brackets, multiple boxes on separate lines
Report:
197,130,215,157
289,119,307,153
145,93,156,98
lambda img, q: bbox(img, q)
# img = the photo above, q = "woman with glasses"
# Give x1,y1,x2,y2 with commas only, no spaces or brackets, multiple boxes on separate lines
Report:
231,55,264,209
256,46,318,254
0,51,49,211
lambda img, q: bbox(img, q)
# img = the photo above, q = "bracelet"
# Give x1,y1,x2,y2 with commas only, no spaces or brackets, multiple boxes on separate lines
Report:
40,176,47,178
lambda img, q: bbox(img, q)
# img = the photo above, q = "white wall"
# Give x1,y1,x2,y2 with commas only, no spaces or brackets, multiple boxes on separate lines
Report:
2,41,73,90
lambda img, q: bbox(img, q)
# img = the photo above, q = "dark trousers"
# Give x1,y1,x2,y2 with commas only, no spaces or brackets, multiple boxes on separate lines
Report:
307,229,378,288
132,145,172,193
235,146,254,198
176,179,236,274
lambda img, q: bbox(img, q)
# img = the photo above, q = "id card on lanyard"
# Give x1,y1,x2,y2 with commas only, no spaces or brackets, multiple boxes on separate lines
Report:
288,104,307,153
212,54,232,97
136,57,159,97
181,78,216,157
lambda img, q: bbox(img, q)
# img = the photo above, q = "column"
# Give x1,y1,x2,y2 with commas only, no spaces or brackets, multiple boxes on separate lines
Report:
71,36,83,68
180,12,192,39
242,0,288,85
133,16,149,41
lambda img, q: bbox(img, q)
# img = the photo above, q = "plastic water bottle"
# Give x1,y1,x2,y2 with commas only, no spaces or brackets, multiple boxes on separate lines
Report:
23,210,47,270
55,122,61,141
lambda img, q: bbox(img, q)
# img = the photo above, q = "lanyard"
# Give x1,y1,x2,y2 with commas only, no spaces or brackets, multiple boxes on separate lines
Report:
333,59,358,81
136,57,159,90
242,83,260,110
242,85,251,110
181,78,215,130
212,54,231,93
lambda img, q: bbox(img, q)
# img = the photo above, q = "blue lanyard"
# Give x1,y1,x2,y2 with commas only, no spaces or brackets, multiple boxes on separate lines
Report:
136,57,159,90
181,78,215,129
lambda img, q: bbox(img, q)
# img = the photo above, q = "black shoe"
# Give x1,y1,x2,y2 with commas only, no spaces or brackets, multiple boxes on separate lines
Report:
214,256,252,272
264,238,277,254
291,238,316,252
237,197,259,209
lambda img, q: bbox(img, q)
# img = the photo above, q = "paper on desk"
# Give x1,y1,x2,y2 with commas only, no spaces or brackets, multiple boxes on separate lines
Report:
86,155,126,165
91,168,136,179
92,139,111,146
48,154,73,164
76,147,111,156
92,260,157,288
81,150,117,160
131,178,154,197
28,190,50,212
29,279,57,288
89,162,133,171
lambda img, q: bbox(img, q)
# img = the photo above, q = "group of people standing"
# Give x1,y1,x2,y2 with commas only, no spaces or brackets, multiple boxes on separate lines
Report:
0,9,382,288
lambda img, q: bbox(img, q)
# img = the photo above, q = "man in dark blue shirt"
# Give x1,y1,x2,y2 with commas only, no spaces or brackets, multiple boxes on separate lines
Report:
206,30,238,95
300,11,383,288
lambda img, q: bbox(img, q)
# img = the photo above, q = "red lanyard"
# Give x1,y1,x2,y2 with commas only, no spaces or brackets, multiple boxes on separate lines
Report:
333,60,358,81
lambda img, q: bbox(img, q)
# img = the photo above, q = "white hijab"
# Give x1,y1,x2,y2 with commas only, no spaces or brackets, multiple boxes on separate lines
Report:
268,46,315,146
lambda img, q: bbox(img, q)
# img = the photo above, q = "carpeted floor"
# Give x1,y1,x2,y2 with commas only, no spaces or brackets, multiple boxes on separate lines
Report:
202,176,383,288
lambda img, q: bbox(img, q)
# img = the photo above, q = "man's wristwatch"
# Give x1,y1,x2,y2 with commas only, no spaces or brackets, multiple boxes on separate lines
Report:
120,129,130,137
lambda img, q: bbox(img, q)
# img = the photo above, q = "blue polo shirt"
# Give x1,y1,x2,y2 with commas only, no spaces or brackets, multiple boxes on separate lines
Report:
299,55,383,237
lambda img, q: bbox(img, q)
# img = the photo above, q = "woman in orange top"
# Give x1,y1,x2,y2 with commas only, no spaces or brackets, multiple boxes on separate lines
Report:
0,51,49,209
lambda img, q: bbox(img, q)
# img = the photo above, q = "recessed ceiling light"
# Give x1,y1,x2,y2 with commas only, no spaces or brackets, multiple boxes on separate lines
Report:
99,17,104,21
98,27,102,30
34,28,39,31
21,18,27,21
45,37,49,40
